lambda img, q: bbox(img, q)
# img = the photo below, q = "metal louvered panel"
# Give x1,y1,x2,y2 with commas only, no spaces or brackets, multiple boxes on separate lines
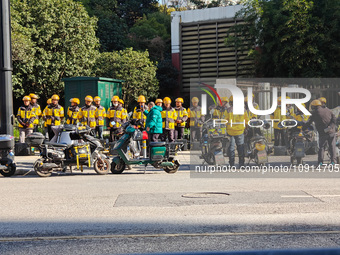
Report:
180,18,254,91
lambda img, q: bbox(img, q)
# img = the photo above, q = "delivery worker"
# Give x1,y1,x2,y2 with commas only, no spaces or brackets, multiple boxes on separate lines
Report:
223,95,249,167
17,96,36,143
145,101,163,142
132,95,148,129
174,98,188,140
303,100,337,165
107,96,127,142
155,98,163,107
161,97,177,142
43,94,64,140
66,98,80,125
211,97,229,120
292,103,309,130
78,95,97,129
285,96,295,118
118,99,128,120
319,97,327,108
188,97,205,142
270,97,287,146
94,96,106,139
29,93,41,132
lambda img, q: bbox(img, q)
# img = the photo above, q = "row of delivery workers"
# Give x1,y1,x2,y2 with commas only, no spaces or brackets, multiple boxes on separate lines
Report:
16,94,200,143
16,92,320,146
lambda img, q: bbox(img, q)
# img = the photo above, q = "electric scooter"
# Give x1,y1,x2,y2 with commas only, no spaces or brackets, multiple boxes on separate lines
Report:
110,121,182,174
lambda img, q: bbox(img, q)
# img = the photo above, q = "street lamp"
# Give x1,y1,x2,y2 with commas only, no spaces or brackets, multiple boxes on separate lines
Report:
0,0,14,135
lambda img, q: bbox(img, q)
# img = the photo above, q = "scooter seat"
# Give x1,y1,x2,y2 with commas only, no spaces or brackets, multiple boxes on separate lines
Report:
149,142,166,147
45,142,69,148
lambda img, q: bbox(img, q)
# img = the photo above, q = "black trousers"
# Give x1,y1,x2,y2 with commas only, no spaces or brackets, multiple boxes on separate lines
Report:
319,134,336,163
190,127,201,142
148,133,160,143
47,126,54,141
175,126,185,140
274,129,286,146
161,129,174,142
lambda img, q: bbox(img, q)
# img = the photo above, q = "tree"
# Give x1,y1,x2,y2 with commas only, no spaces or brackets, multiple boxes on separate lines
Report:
11,0,99,102
77,0,128,52
226,0,340,77
76,0,159,52
128,12,171,61
117,0,159,28
94,48,159,109
156,59,179,98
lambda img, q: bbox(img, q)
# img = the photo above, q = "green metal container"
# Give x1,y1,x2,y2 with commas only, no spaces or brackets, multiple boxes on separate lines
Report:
62,77,124,111
151,146,166,161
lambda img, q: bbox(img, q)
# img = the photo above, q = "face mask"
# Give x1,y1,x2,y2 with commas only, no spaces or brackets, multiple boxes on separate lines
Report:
113,103,118,107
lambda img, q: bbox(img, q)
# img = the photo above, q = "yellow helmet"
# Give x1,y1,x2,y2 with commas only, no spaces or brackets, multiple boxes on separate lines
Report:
311,99,322,106
71,98,80,105
191,97,199,103
221,97,229,102
111,95,119,102
119,99,124,105
94,96,101,102
47,98,52,104
137,95,146,103
319,97,326,104
163,97,171,104
51,94,60,100
155,99,163,104
29,93,39,99
278,97,282,102
23,96,31,101
175,98,184,103
85,95,93,102
286,96,291,99
229,96,233,102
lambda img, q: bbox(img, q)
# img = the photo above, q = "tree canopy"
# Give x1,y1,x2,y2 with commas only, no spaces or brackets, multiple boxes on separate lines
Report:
11,0,99,102
227,0,340,77
94,48,159,109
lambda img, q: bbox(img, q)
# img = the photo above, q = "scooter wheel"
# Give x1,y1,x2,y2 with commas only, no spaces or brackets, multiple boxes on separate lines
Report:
111,158,126,174
0,163,16,177
94,158,110,175
163,165,179,174
163,160,180,174
34,159,52,177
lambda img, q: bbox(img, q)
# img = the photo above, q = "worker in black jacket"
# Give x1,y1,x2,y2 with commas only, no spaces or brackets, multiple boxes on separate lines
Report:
303,99,337,165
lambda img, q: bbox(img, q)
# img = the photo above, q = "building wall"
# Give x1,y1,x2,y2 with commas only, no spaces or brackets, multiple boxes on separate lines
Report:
171,6,255,93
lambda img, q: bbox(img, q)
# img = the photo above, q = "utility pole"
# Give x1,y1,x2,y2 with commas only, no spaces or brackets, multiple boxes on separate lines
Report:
0,0,14,135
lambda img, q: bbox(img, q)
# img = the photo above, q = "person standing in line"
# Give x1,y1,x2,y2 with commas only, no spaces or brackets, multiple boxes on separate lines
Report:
29,93,42,132
17,96,36,143
94,96,106,139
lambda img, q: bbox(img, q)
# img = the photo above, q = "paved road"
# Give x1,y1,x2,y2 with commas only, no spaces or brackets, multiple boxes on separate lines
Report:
1,153,340,254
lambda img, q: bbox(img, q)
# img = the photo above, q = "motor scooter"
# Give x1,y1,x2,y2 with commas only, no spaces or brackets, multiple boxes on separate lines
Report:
0,135,16,177
26,124,110,177
245,120,272,166
200,119,229,165
110,121,182,174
